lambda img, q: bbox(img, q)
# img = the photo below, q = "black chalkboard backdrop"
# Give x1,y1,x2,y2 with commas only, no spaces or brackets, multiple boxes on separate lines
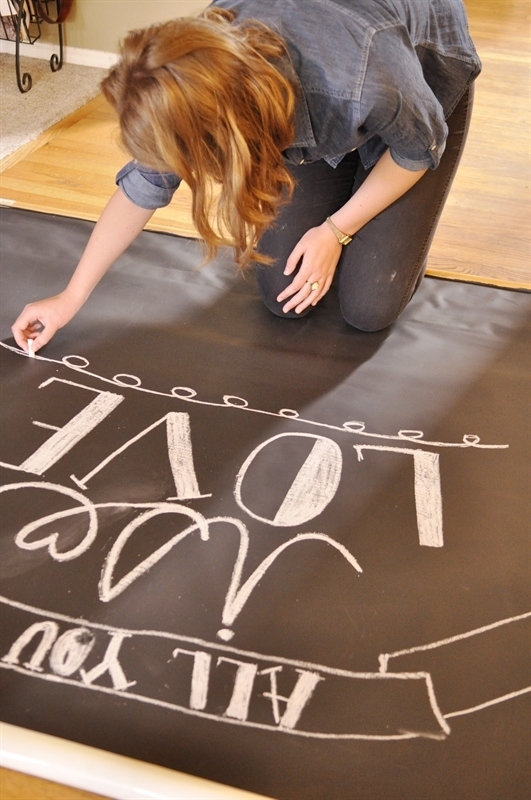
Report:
0,208,530,800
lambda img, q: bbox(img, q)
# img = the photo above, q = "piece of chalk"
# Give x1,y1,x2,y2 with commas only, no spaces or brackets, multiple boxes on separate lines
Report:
27,339,35,358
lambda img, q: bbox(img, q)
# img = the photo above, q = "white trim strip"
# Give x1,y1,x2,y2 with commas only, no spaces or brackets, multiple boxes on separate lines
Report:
0,39,118,68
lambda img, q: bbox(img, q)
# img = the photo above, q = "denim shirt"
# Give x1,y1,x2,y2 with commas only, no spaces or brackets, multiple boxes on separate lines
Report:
116,0,481,209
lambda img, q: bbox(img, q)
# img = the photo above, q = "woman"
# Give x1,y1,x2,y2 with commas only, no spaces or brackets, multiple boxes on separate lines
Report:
12,0,481,352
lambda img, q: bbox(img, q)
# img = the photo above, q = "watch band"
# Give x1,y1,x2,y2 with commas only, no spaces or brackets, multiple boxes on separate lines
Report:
325,216,353,245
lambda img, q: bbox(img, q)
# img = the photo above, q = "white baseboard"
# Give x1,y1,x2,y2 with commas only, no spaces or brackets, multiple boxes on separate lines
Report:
0,38,118,69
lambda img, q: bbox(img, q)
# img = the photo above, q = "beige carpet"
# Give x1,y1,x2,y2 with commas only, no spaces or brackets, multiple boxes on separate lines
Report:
0,53,107,161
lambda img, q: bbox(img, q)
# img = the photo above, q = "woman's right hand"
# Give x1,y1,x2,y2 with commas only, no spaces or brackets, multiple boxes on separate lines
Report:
11,291,83,354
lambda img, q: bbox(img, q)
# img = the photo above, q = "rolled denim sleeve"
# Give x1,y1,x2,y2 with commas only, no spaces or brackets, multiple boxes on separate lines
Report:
116,161,182,209
361,30,449,171
386,105,448,172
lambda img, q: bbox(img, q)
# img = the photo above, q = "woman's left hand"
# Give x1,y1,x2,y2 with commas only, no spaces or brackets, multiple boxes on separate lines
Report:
276,222,343,314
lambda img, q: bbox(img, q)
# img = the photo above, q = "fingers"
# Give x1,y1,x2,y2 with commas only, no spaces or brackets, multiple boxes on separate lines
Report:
277,250,320,306
283,243,304,277
278,276,329,314
281,275,333,314
26,324,55,353
276,226,341,314
309,275,333,307
12,306,52,354
277,270,311,306
12,312,37,352
277,257,333,313
12,291,81,354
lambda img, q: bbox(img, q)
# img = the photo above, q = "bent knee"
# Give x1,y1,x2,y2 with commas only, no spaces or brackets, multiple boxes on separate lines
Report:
264,303,312,320
340,300,401,332
259,294,312,320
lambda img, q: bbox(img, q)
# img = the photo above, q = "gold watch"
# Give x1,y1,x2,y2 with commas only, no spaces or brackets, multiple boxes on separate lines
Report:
325,216,353,245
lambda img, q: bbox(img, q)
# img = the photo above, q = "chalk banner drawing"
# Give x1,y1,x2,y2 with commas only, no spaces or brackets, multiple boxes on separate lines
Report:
1,341,530,741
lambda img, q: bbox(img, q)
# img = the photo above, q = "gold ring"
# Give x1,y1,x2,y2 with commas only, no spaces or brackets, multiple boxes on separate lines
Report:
309,281,320,291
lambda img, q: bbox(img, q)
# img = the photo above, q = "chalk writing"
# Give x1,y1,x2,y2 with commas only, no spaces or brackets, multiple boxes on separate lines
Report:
0,356,507,556
20,384,124,475
1,479,362,638
353,445,443,547
2,597,529,739
235,433,343,526
0,596,450,739
1,342,524,747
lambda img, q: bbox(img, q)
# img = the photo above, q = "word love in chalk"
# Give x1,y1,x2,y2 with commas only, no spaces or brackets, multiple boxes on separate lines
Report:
0,366,507,641
9,376,452,540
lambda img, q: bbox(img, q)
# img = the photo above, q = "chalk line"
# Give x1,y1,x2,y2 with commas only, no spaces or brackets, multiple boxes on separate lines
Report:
0,341,508,451
379,611,531,673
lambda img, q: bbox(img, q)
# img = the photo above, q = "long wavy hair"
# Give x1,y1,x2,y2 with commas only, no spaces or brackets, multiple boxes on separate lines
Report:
101,7,297,267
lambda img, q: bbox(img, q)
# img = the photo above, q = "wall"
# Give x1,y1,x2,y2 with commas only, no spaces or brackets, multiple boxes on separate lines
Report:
40,0,210,53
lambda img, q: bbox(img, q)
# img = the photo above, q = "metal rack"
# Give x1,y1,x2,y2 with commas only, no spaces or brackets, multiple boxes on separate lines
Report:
0,0,64,92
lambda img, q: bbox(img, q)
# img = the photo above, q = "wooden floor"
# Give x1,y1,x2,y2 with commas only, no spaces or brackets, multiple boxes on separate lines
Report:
1,0,530,289
0,2,529,800
0,768,107,800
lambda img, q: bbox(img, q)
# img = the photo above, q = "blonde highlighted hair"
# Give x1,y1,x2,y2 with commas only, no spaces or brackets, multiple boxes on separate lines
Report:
101,7,297,267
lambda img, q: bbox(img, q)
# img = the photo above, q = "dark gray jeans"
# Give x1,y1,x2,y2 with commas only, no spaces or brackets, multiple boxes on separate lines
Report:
256,86,474,331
